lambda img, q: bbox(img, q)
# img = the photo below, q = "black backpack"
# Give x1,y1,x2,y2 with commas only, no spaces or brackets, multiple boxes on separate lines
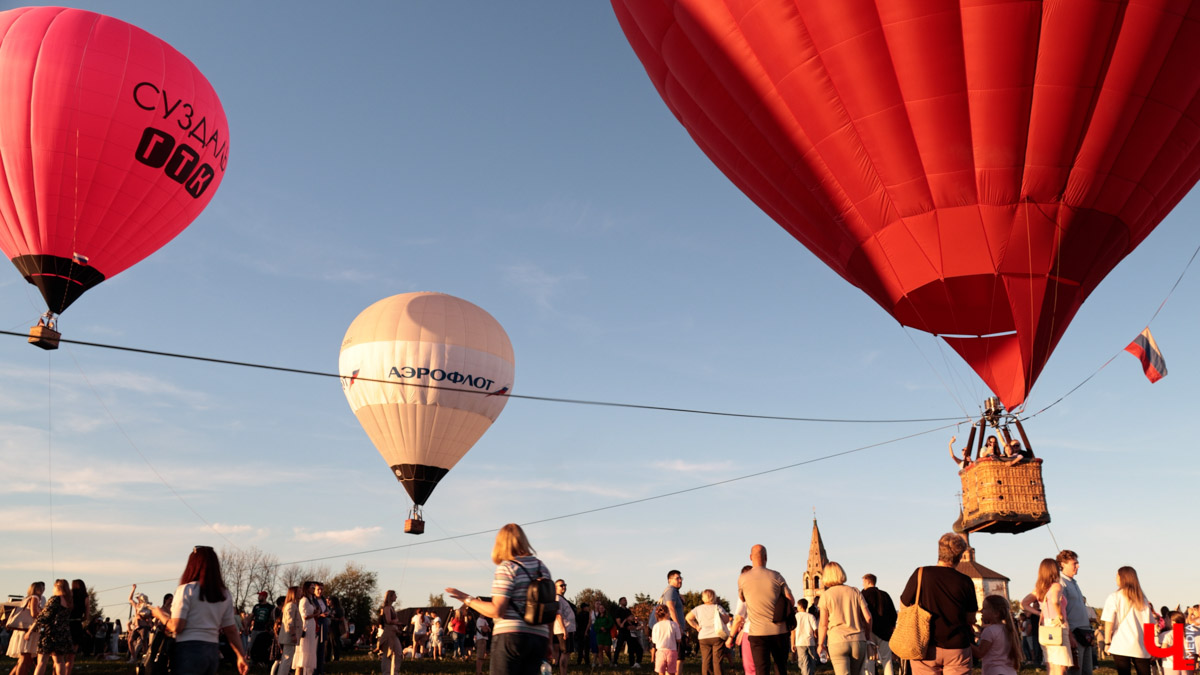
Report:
512,560,558,626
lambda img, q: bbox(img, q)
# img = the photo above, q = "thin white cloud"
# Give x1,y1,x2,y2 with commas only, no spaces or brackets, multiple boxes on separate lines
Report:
209,523,271,541
292,526,382,545
0,508,177,536
502,263,584,311
398,557,489,572
651,459,735,474
475,478,632,500
0,556,180,578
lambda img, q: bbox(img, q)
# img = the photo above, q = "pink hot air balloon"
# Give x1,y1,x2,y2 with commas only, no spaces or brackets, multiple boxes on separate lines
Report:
0,6,229,343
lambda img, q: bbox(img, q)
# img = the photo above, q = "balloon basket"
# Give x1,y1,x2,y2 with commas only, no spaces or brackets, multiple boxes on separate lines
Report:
28,323,60,350
959,458,1050,534
404,505,425,534
956,398,1050,534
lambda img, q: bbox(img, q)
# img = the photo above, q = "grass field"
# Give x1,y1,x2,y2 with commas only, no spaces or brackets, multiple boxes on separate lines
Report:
0,652,1124,675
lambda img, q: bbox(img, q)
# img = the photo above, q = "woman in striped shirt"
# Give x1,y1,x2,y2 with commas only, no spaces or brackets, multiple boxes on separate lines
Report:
447,524,552,675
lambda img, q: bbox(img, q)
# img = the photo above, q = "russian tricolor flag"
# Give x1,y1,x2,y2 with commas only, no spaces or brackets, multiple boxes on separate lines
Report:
1125,328,1167,383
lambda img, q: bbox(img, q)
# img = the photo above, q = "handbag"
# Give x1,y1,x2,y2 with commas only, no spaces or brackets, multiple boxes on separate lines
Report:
713,607,730,639
772,590,798,631
5,603,33,632
889,568,932,660
1039,622,1068,646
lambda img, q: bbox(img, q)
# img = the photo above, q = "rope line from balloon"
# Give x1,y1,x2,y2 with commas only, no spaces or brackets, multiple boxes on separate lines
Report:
94,418,960,599
47,351,56,578
1022,235,1200,421
62,345,242,552
0,330,967,425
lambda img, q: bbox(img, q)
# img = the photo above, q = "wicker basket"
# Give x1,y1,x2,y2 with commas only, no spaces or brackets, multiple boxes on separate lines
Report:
959,458,1050,534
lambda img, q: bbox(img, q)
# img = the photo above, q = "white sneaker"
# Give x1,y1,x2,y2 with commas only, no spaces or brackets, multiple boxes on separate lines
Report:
632,664,641,669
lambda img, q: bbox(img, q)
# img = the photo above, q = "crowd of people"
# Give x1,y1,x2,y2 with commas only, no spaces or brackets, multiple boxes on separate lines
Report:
4,528,1199,675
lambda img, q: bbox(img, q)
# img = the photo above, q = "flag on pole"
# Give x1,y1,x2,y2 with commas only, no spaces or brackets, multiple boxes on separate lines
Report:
1125,328,1167,383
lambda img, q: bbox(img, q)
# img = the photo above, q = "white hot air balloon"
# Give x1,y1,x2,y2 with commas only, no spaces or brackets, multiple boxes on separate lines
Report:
339,292,515,533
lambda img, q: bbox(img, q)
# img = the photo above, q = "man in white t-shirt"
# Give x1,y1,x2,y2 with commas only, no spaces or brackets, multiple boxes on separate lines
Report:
553,579,576,675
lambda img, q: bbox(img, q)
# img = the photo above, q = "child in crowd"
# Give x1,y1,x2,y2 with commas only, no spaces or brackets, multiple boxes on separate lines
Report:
431,615,443,660
1158,611,1193,675
474,615,490,675
1184,606,1199,663
651,605,680,675
973,595,1022,675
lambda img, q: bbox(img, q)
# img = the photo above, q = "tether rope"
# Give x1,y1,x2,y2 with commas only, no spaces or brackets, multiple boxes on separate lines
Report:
0,330,963,425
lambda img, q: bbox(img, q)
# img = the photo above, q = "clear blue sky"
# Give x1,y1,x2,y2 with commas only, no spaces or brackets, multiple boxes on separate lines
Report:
2,2,1197,619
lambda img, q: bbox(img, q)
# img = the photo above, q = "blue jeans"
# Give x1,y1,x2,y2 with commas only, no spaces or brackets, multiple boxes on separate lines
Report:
174,641,220,675
796,645,817,675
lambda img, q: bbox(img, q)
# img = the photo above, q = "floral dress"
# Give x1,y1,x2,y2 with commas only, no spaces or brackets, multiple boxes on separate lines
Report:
35,595,74,655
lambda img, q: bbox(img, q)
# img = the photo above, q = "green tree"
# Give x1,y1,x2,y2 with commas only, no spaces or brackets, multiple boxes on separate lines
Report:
573,588,613,614
631,600,653,626
681,590,731,614
86,586,105,623
326,562,378,636
633,593,654,605
428,593,447,608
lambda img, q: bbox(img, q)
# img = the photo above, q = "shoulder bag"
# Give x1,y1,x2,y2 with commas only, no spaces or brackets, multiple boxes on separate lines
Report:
889,568,932,660
771,585,798,631
5,601,34,632
1039,621,1068,646
1038,592,1069,646
713,605,730,639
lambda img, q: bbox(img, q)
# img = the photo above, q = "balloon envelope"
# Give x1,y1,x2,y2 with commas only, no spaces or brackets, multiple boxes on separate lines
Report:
0,6,229,314
339,292,515,506
613,0,1200,407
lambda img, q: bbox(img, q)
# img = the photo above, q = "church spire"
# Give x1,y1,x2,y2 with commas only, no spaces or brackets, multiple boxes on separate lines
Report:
803,516,830,604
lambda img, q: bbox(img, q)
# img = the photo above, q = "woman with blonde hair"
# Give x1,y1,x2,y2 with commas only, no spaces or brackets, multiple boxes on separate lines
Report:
685,589,731,675
816,562,872,675
269,587,300,675
378,590,403,675
446,523,553,675
1021,559,1073,675
1101,567,1157,675
32,580,73,675
7,581,45,675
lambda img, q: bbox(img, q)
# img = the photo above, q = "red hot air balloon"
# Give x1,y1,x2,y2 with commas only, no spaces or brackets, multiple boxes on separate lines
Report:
0,6,229,343
613,0,1200,409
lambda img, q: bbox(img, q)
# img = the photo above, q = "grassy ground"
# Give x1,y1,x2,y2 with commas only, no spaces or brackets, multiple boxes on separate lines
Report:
0,652,1124,675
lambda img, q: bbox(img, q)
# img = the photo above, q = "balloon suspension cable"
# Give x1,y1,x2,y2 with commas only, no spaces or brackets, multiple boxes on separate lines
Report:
976,396,1034,455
